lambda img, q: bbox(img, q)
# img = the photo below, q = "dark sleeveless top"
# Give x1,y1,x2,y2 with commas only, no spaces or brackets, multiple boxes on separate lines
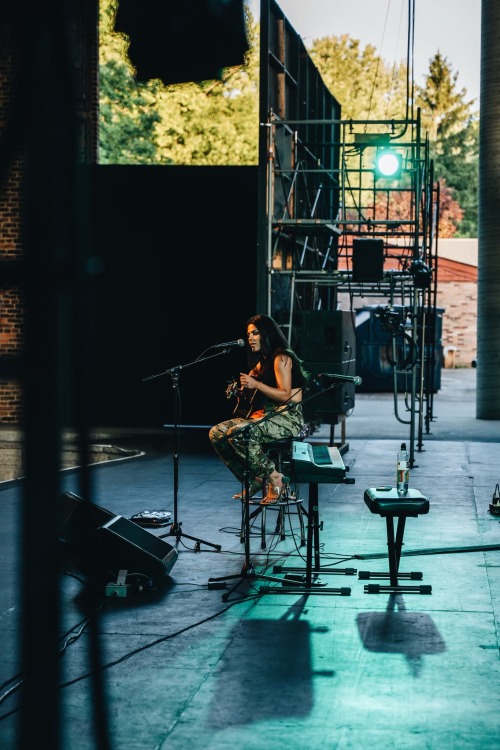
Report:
251,352,306,412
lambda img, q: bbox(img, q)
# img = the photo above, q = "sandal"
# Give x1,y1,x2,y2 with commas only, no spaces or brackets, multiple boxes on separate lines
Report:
260,483,283,506
233,478,263,501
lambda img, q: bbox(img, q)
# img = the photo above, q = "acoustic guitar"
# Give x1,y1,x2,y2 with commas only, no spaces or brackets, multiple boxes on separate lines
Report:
225,378,257,419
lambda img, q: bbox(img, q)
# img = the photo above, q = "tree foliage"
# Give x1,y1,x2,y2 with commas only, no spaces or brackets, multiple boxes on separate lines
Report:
369,178,464,238
99,0,259,166
99,58,162,164
99,6,478,235
436,179,466,238
309,34,409,121
415,52,479,237
309,38,478,237
99,0,162,164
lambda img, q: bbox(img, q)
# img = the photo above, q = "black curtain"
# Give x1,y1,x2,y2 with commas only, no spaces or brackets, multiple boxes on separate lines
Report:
90,165,258,427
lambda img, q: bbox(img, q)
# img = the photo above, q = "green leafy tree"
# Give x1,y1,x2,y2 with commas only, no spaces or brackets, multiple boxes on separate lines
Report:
99,0,259,166
99,0,163,164
99,8,478,235
99,59,162,164
308,35,416,224
416,52,479,236
151,17,259,166
309,35,409,121
371,178,464,238
310,41,478,237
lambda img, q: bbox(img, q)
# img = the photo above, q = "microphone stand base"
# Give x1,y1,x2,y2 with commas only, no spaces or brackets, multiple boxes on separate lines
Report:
159,522,222,552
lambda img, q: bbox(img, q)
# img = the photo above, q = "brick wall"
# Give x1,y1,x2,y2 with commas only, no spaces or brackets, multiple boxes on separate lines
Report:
437,281,477,367
0,15,24,423
340,279,478,372
435,253,477,367
0,5,98,425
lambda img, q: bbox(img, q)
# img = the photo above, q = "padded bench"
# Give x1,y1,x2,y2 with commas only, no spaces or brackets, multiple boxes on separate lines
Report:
359,487,431,594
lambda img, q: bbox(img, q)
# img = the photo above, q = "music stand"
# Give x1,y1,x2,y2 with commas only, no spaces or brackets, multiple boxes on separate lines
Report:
143,348,232,552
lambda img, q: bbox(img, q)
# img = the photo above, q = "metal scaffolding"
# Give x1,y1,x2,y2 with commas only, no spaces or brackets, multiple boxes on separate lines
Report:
257,1,440,463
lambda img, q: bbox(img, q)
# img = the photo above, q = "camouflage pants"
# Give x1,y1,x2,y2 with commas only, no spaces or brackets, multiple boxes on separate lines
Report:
208,404,304,487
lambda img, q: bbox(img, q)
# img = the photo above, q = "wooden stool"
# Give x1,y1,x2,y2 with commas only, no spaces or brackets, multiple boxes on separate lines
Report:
359,487,431,594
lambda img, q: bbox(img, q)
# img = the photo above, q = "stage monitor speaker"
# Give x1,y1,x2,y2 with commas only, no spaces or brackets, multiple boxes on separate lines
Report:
90,516,178,584
58,492,178,584
352,239,384,282
58,492,116,550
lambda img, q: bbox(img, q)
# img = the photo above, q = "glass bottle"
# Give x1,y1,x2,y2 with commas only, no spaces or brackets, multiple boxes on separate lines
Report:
396,442,409,495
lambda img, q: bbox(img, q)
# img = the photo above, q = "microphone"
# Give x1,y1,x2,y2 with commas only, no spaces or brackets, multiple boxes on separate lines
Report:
319,372,363,386
212,339,245,349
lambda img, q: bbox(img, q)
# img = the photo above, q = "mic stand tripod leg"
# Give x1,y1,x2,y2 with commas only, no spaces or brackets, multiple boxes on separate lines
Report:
208,468,256,597
164,521,222,552
159,370,221,552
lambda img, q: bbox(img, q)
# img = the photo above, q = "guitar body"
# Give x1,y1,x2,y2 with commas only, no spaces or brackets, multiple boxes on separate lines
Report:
225,379,257,419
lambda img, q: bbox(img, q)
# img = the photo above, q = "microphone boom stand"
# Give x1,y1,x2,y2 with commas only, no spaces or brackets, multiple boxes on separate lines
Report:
143,349,232,552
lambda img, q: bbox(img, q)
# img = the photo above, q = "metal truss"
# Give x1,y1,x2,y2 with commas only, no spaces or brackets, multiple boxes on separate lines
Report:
262,108,440,462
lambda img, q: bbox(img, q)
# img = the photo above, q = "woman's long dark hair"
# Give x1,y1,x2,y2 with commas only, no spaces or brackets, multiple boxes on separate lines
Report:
246,314,309,388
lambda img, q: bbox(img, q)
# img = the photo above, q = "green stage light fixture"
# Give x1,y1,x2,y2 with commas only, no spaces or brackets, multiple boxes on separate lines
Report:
375,149,402,178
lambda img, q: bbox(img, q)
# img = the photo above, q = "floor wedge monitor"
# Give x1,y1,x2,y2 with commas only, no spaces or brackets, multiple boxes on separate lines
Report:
58,492,178,584
90,515,178,584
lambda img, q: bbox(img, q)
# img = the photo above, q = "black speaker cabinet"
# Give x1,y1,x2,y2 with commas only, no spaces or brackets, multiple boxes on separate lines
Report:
58,492,116,550
302,362,356,423
293,311,357,423
352,238,385,282
58,492,178,583
295,310,356,363
91,516,178,584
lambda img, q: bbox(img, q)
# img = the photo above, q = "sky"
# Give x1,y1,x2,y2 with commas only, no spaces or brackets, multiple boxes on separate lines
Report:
247,0,481,105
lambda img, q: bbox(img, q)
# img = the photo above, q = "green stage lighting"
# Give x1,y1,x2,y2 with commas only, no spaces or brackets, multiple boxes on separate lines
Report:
375,149,402,178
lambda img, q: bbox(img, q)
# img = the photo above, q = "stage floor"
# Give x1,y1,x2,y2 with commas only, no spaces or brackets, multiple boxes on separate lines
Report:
1,368,499,749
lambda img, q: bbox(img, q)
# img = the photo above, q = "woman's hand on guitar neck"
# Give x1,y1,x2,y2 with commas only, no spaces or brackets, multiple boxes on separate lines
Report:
224,375,258,419
225,379,240,400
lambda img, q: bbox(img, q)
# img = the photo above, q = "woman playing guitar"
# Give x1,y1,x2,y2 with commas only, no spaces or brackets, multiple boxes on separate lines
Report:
209,314,309,504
